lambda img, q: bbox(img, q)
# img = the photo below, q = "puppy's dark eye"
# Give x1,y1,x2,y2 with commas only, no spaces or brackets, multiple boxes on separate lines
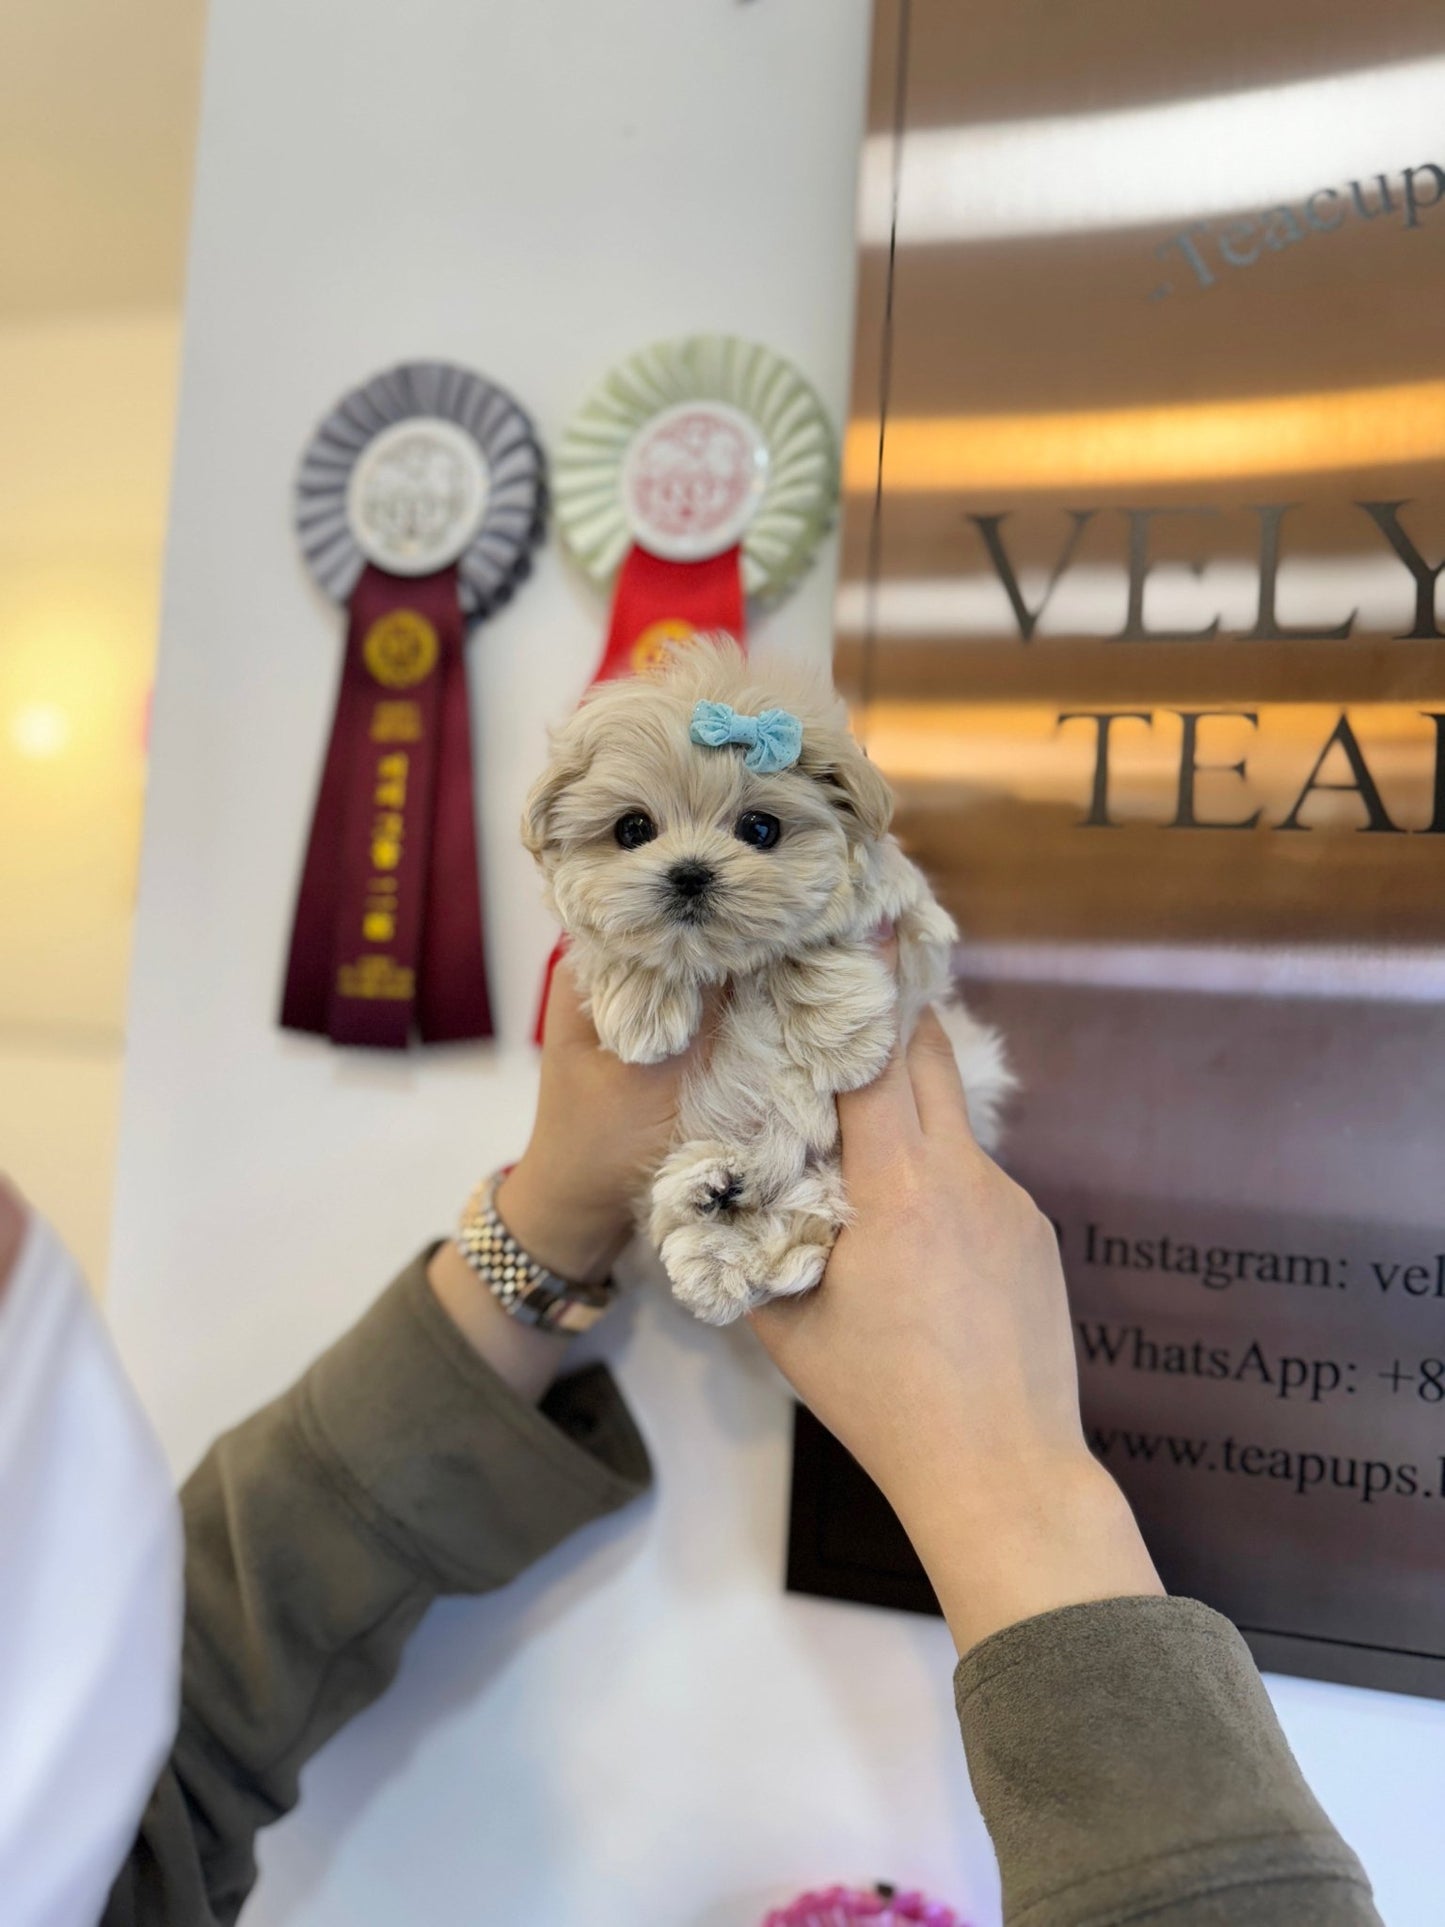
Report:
734,810,781,851
614,812,657,850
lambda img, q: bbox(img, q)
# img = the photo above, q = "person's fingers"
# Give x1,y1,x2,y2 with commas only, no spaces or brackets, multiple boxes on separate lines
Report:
837,1023,920,1189
906,1006,979,1146
746,1291,814,1382
541,951,597,1053
746,1299,785,1358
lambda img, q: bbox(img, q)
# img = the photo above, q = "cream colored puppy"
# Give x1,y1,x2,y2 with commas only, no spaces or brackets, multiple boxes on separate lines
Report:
523,637,1011,1325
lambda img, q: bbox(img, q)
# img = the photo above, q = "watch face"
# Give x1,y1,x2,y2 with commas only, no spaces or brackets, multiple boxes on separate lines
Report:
346,418,490,576
621,401,769,561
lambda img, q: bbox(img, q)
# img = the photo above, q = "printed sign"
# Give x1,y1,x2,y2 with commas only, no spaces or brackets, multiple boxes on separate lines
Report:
796,0,1445,1698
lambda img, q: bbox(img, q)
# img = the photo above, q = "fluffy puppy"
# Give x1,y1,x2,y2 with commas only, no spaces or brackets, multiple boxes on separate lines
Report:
522,636,1011,1325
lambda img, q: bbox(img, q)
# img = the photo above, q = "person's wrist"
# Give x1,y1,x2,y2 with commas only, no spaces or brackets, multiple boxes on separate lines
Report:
495,1154,630,1287
894,1451,1163,1656
426,1239,570,1404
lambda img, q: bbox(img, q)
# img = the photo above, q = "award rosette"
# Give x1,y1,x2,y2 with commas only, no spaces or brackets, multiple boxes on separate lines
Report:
535,335,837,1031
554,333,837,678
283,361,544,1049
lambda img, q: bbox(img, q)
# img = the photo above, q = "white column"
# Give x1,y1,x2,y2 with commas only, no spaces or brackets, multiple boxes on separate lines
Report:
107,3,1001,1922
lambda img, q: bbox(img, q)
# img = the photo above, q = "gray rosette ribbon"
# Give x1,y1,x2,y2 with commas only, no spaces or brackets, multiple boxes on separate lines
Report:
282,360,545,1049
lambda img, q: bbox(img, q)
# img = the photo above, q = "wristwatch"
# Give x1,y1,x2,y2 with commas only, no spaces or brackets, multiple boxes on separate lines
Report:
455,1169,618,1334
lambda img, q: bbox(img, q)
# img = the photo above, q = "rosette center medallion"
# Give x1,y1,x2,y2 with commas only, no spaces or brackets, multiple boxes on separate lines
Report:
621,401,769,561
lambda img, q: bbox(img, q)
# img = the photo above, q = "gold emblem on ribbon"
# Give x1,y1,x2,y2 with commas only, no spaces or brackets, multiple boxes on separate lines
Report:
337,955,416,1001
363,610,439,689
370,701,424,742
631,618,698,675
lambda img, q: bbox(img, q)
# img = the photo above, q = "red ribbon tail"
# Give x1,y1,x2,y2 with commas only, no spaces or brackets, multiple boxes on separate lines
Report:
595,543,746,683
533,934,569,1045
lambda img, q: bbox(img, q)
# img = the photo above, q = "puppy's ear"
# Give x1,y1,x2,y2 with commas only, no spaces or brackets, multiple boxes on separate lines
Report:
801,725,893,843
521,730,589,861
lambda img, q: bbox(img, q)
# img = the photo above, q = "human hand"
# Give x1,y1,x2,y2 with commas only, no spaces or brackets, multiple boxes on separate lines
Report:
498,956,712,1284
750,1009,1161,1654
429,958,710,1398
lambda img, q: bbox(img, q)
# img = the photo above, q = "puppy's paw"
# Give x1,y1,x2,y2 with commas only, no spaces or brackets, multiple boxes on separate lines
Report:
770,948,895,1094
590,970,701,1065
658,1168,844,1324
761,1234,832,1302
662,1215,835,1324
650,1140,753,1243
660,1223,762,1326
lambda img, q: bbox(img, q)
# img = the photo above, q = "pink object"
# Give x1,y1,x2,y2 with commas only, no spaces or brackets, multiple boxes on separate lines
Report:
762,1884,969,1926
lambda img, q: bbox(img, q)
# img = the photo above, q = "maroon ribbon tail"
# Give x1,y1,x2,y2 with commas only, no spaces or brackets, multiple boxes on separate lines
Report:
279,564,493,1049
279,641,365,1037
416,619,493,1042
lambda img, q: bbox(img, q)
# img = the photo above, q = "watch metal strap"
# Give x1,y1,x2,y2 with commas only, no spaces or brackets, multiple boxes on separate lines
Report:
455,1169,617,1334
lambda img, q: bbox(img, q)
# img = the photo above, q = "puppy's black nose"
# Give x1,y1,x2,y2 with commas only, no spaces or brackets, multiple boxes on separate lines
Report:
667,860,715,899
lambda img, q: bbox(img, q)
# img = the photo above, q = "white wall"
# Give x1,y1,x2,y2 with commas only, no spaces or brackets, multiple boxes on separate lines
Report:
107,3,1442,1923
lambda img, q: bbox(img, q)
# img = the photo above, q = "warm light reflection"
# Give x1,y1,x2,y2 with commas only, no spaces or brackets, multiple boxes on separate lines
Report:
856,52,1445,245
10,702,71,759
2,568,156,1045
845,379,1445,494
0,309,177,1289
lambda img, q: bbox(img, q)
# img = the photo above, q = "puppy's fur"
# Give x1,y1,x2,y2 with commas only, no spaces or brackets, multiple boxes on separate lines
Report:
523,637,1012,1325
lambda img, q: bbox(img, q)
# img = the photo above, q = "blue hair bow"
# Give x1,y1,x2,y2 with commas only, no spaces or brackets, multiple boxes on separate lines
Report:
689,699,804,774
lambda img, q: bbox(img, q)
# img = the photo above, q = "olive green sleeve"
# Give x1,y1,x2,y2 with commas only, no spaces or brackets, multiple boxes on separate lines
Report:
953,1595,1381,1925
103,1249,650,1927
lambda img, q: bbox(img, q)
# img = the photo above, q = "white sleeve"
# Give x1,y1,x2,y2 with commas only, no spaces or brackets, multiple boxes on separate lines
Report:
0,1213,182,1927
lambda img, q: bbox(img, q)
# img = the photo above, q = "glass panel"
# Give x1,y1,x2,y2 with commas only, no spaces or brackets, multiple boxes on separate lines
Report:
835,0,1445,1697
